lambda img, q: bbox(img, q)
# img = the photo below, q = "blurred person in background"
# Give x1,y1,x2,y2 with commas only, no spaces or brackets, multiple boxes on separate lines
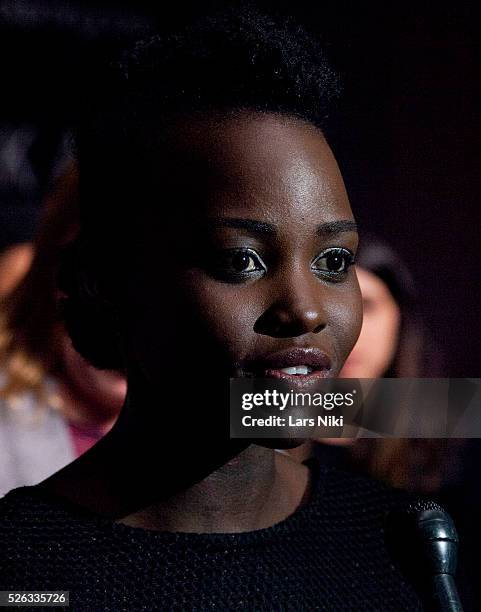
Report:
0,121,81,298
0,238,34,298
342,236,449,494
0,165,126,498
0,124,41,296
339,235,422,379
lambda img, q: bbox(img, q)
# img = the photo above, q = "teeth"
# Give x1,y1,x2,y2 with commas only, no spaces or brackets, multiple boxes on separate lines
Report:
279,365,313,375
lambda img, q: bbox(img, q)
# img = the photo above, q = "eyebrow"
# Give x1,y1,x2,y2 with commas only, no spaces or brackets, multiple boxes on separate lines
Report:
206,217,358,237
207,217,277,235
316,220,358,237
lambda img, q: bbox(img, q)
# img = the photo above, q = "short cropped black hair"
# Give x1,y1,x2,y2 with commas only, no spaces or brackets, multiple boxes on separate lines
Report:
59,7,341,371
114,7,339,125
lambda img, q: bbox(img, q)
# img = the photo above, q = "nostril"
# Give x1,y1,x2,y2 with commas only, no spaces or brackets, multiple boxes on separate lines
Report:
313,323,324,334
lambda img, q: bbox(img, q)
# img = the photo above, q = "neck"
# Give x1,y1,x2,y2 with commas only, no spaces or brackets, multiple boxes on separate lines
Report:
118,445,309,533
40,376,311,531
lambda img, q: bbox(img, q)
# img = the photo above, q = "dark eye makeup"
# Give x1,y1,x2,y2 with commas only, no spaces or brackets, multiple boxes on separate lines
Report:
205,245,355,284
205,248,267,283
310,247,355,281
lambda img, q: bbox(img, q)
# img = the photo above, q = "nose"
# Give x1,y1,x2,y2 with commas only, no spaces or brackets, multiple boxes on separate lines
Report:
254,268,327,338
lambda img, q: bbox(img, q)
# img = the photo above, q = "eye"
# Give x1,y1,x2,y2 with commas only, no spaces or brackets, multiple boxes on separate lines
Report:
311,247,355,280
207,248,267,283
229,249,265,273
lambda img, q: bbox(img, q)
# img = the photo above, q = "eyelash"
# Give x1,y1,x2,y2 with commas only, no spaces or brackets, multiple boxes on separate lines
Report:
210,248,267,283
310,247,355,280
210,247,355,283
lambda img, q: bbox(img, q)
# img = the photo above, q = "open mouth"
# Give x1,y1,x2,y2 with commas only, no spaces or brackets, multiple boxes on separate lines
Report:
240,347,332,382
277,365,313,375
263,365,330,381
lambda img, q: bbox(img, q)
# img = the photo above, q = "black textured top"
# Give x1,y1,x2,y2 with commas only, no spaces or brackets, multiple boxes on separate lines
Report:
0,462,423,611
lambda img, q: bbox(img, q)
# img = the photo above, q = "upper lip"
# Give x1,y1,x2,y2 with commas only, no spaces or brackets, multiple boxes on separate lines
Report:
242,347,332,374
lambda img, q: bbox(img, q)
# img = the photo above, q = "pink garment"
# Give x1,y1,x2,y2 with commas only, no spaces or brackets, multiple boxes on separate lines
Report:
67,421,106,457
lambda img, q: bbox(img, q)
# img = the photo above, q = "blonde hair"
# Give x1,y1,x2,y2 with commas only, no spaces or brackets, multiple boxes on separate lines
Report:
0,165,79,408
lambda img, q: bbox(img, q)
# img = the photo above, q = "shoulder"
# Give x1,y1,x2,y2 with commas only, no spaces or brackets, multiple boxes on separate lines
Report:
0,488,48,586
307,461,425,556
319,462,415,504
310,458,418,513
0,486,96,586
0,484,97,539
0,485,120,595
287,461,427,610
0,486,73,551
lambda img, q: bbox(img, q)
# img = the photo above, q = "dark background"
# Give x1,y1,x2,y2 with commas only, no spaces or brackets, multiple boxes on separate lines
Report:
0,0,479,376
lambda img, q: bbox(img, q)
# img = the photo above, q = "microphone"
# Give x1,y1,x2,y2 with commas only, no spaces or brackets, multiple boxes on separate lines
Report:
386,500,463,612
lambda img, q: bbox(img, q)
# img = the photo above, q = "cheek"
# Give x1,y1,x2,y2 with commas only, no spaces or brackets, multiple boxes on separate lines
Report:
189,281,249,341
183,278,256,353
127,272,259,370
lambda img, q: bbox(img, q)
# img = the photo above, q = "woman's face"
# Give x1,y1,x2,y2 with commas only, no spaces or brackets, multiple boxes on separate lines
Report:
122,113,362,401
340,266,401,379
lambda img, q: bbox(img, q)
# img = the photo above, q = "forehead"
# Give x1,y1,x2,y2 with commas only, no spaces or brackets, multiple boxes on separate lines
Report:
157,112,353,229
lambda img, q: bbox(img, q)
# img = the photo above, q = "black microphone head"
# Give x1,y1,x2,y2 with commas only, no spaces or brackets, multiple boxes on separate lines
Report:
404,499,458,543
400,500,459,575
386,498,460,589
404,499,445,515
